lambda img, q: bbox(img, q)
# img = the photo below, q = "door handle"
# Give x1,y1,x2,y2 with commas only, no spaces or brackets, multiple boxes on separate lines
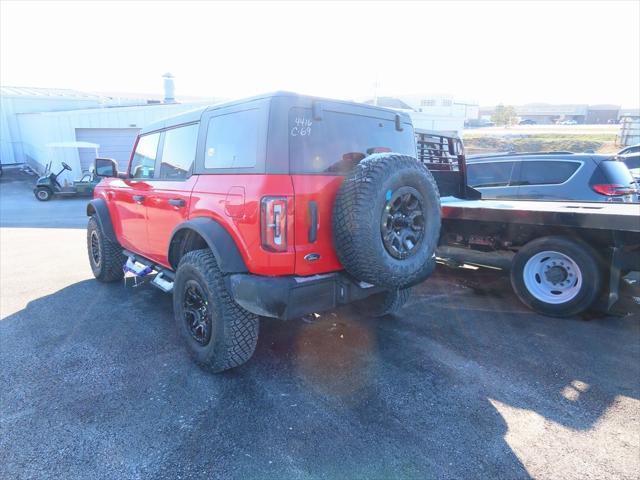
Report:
168,198,186,207
132,195,145,204
308,200,318,243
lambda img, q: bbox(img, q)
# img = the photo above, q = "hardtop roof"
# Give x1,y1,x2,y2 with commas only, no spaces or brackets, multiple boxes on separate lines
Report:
140,91,412,135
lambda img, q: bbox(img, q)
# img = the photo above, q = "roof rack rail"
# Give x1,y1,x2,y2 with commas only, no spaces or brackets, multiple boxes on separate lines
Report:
467,151,575,160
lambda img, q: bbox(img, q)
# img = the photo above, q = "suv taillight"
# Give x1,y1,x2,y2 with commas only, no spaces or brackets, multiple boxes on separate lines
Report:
261,197,287,252
591,184,636,196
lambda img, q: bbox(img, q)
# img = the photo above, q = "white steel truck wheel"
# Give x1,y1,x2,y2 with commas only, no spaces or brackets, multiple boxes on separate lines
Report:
510,236,602,317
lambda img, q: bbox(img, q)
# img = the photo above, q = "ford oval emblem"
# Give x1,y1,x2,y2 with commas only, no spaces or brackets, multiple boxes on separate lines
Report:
304,253,321,262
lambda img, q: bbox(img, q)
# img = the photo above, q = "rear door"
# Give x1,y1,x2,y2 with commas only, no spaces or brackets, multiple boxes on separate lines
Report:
144,123,200,266
515,159,582,200
288,106,416,276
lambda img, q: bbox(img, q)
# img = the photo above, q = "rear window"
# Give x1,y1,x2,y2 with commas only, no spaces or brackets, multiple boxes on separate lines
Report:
590,160,636,186
517,160,580,186
289,108,415,174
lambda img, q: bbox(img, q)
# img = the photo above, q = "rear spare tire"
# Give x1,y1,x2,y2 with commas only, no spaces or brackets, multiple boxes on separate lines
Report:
510,236,602,317
333,153,441,289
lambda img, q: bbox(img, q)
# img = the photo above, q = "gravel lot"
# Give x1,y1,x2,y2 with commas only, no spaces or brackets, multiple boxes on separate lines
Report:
1,167,639,479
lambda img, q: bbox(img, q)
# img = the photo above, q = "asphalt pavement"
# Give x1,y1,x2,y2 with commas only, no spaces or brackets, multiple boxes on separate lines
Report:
1,167,639,479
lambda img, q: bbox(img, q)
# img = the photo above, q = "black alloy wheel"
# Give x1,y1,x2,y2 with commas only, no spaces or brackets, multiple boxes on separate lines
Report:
183,280,213,346
381,186,426,259
90,230,102,268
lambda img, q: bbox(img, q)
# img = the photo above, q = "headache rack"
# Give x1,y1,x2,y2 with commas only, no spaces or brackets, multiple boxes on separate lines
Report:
415,129,480,199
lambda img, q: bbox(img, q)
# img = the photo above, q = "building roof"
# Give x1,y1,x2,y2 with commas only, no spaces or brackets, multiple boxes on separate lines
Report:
0,85,102,100
363,97,414,110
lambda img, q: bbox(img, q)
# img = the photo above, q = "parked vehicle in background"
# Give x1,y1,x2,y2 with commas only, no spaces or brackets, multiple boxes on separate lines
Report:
617,144,640,155
466,153,639,203
518,119,536,125
557,119,578,125
619,152,640,181
426,133,639,318
33,161,100,201
86,92,441,372
464,118,495,128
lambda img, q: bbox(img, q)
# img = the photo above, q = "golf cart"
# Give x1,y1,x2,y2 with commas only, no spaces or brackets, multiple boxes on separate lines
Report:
33,142,103,201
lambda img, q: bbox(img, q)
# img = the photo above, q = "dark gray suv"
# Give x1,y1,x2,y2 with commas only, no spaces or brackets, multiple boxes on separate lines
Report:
466,153,639,203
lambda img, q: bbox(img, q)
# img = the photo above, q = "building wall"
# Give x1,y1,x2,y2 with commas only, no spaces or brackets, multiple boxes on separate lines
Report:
16,102,209,181
0,94,101,164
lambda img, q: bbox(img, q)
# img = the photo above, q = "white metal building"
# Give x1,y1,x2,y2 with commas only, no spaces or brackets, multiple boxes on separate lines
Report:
0,83,213,183
16,102,208,182
363,94,478,133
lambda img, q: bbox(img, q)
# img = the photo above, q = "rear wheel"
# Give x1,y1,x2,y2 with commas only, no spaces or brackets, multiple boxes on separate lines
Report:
173,249,259,372
355,288,412,317
35,187,52,201
510,236,602,317
87,216,125,282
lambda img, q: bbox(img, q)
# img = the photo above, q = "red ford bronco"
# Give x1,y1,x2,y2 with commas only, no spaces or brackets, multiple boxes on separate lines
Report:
87,92,441,371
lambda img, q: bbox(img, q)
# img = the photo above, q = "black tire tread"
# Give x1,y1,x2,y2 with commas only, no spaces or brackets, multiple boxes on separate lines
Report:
363,288,412,317
333,154,441,288
87,216,125,282
176,249,259,372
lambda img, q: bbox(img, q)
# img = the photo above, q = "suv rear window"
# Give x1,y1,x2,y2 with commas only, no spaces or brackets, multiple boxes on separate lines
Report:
288,108,415,174
589,160,635,186
517,160,580,185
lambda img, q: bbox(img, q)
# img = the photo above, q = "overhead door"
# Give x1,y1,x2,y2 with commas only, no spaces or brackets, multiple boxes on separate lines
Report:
75,128,140,173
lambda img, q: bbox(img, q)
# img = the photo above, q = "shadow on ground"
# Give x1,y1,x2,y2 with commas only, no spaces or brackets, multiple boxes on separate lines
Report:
1,269,638,479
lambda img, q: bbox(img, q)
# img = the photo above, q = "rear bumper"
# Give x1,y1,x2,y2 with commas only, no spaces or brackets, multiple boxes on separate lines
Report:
228,272,385,320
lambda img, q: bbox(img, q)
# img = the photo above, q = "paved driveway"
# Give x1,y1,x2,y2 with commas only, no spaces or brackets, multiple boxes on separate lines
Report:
1,168,638,479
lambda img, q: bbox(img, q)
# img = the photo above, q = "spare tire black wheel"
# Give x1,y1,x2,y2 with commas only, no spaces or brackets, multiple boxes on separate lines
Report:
333,153,441,289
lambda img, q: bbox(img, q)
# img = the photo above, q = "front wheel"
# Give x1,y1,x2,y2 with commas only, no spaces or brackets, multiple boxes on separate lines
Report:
173,249,259,372
510,236,602,317
35,187,52,201
87,216,125,282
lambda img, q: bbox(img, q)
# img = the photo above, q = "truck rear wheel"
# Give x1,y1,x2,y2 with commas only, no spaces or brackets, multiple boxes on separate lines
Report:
333,153,441,289
510,236,602,317
87,216,125,282
173,249,259,372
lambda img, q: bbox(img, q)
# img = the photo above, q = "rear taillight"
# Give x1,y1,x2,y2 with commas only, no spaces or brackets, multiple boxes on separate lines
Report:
261,196,287,252
591,184,636,196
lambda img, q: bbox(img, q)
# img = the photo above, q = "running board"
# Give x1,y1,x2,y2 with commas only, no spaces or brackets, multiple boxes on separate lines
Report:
122,250,175,293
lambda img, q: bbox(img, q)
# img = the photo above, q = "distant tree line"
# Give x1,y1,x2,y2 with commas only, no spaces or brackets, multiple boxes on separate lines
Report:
491,105,518,126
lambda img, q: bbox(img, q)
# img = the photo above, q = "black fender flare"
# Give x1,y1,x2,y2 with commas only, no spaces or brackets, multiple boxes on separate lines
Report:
168,217,248,273
86,198,117,243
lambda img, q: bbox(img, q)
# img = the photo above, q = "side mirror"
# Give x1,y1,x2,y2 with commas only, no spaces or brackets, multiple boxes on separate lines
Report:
95,158,118,178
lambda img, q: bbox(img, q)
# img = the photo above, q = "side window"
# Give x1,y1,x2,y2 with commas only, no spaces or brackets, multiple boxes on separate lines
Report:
467,161,516,187
159,123,199,180
518,161,580,185
130,133,160,179
205,109,258,169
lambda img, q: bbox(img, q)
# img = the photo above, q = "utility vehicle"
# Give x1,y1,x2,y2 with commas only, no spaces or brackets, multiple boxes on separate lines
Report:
87,92,441,372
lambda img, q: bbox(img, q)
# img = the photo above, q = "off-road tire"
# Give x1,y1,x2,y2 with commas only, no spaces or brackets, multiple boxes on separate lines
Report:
333,153,441,289
87,216,125,282
510,236,602,318
35,187,52,201
356,288,412,317
173,249,259,372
